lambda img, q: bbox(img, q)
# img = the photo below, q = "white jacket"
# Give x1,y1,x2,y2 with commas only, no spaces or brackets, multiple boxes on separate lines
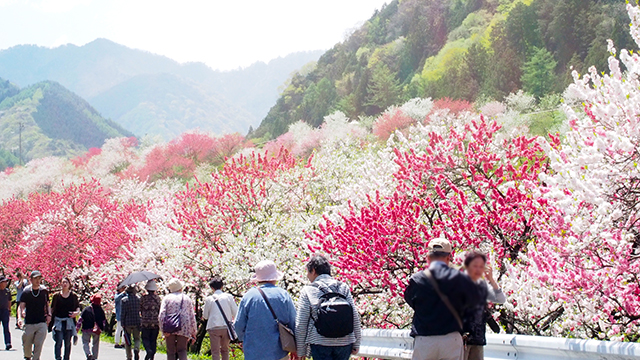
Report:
203,290,238,330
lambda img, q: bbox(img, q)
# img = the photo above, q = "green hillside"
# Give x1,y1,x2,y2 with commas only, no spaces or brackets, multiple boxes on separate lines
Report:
0,79,133,168
254,0,634,139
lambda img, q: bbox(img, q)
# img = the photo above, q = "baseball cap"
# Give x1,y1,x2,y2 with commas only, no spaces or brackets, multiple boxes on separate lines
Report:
30,270,43,278
428,238,452,254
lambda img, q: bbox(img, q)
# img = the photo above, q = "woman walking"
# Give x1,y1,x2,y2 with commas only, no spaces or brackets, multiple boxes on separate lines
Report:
462,251,506,360
79,294,106,360
50,277,80,360
159,279,197,360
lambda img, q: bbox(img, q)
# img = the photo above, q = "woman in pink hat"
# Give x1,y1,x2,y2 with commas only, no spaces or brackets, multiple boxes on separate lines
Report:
234,260,297,360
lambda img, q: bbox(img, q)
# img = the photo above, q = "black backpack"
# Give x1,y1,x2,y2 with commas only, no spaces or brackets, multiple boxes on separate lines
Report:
311,282,354,338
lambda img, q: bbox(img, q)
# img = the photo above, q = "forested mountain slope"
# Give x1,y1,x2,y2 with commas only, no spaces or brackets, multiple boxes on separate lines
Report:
254,0,634,139
0,79,132,169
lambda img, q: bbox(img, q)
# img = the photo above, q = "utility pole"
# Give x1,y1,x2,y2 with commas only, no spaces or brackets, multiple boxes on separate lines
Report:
18,121,24,165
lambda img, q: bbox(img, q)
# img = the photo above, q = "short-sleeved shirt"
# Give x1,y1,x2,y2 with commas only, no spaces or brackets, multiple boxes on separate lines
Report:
0,288,12,311
51,292,80,319
20,286,50,324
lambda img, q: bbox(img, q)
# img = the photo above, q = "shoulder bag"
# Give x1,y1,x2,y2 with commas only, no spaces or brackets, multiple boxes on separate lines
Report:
257,287,296,353
214,296,239,343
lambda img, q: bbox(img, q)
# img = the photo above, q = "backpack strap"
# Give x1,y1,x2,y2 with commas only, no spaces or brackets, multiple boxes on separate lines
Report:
424,269,463,330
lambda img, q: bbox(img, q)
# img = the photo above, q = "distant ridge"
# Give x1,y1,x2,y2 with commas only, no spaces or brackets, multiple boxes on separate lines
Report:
0,39,323,139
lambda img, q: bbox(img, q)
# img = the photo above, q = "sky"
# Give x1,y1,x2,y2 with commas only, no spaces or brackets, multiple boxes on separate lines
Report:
0,0,389,70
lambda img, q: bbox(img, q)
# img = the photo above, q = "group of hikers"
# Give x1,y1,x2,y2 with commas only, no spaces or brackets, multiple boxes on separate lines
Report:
0,238,503,360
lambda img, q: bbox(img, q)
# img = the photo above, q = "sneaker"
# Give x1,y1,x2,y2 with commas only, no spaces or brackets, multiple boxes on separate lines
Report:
114,344,124,349
5,344,11,350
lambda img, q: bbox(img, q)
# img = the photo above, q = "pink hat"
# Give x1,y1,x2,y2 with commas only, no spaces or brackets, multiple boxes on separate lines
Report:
251,260,283,282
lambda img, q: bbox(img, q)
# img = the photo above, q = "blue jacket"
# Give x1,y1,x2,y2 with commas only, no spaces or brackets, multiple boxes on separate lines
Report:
114,292,126,322
234,284,297,360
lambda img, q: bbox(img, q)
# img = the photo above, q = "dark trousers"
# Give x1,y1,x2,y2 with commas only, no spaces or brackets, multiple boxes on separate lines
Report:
53,328,73,360
141,327,159,360
310,344,353,360
0,309,10,346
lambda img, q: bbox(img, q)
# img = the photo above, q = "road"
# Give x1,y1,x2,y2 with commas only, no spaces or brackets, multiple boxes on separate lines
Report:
2,317,168,360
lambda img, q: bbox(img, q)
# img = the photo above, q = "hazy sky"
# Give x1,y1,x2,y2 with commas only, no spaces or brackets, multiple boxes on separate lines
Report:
0,0,389,70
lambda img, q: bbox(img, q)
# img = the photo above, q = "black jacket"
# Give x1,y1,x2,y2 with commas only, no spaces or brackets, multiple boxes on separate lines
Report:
404,261,481,337
80,304,106,331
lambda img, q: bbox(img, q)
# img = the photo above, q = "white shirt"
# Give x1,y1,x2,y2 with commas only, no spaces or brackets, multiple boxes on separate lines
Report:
203,290,238,330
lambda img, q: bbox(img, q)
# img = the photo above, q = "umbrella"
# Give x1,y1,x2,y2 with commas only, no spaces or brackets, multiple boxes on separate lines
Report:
119,271,162,287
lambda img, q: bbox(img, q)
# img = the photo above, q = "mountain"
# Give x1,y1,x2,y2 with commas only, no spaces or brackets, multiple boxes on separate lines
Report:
0,40,322,138
0,79,132,168
254,0,634,140
89,73,254,139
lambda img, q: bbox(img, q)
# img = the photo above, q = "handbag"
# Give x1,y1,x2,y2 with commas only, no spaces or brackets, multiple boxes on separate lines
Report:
163,295,184,334
257,287,296,353
214,297,239,343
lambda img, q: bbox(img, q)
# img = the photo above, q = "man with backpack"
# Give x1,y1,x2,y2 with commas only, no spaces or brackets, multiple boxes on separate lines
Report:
404,238,481,360
295,255,361,360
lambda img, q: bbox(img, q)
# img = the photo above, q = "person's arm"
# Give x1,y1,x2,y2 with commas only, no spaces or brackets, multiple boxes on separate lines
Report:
347,289,362,355
187,297,198,340
71,294,81,317
202,297,211,321
295,288,311,357
50,293,58,317
233,296,249,342
158,299,166,334
229,295,238,320
18,302,25,327
403,276,417,309
45,290,52,325
484,265,507,304
121,298,128,326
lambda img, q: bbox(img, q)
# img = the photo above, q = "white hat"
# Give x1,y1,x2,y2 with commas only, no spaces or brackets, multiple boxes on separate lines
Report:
145,280,158,291
166,278,183,293
251,260,283,282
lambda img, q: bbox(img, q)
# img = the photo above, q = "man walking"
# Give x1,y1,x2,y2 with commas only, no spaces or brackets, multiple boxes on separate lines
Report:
295,255,362,360
0,275,12,350
404,238,481,360
203,275,238,360
121,286,142,360
18,270,50,360
140,280,161,360
234,260,297,360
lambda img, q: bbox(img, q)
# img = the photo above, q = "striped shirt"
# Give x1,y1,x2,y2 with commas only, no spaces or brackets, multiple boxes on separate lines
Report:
295,274,362,356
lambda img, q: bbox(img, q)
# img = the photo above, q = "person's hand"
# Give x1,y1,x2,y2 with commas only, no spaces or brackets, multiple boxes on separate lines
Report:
351,346,359,355
289,353,298,360
69,311,80,318
484,264,494,281
17,319,22,329
163,332,170,339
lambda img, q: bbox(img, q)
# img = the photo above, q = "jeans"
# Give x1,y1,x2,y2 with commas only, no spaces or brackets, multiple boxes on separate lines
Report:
125,326,141,360
141,327,159,360
310,344,353,360
165,334,189,360
82,331,100,359
208,328,230,360
22,322,48,360
53,328,73,360
0,308,11,346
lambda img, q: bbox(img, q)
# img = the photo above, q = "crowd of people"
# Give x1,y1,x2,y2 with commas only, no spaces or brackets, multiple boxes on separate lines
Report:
0,238,503,360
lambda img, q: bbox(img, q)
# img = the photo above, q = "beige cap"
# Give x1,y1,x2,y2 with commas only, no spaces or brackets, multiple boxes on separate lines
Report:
428,238,452,254
166,278,183,293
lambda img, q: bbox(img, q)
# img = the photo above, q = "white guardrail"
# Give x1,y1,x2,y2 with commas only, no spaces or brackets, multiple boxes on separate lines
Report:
357,329,640,360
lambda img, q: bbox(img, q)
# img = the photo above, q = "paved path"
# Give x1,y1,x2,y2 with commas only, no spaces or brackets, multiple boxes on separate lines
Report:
2,317,168,360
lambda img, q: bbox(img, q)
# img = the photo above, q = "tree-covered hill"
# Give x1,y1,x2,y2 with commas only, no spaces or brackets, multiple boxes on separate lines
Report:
0,79,132,169
0,39,322,138
254,0,634,140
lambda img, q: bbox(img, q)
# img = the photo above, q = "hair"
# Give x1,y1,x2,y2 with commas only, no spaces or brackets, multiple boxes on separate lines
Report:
464,251,487,268
428,251,451,259
306,255,332,276
61,277,72,289
16,270,22,277
209,275,223,290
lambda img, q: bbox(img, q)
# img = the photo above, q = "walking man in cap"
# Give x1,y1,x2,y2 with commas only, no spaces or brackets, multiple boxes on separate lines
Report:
404,238,481,360
18,270,51,360
121,286,142,360
0,275,12,350
234,260,297,360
